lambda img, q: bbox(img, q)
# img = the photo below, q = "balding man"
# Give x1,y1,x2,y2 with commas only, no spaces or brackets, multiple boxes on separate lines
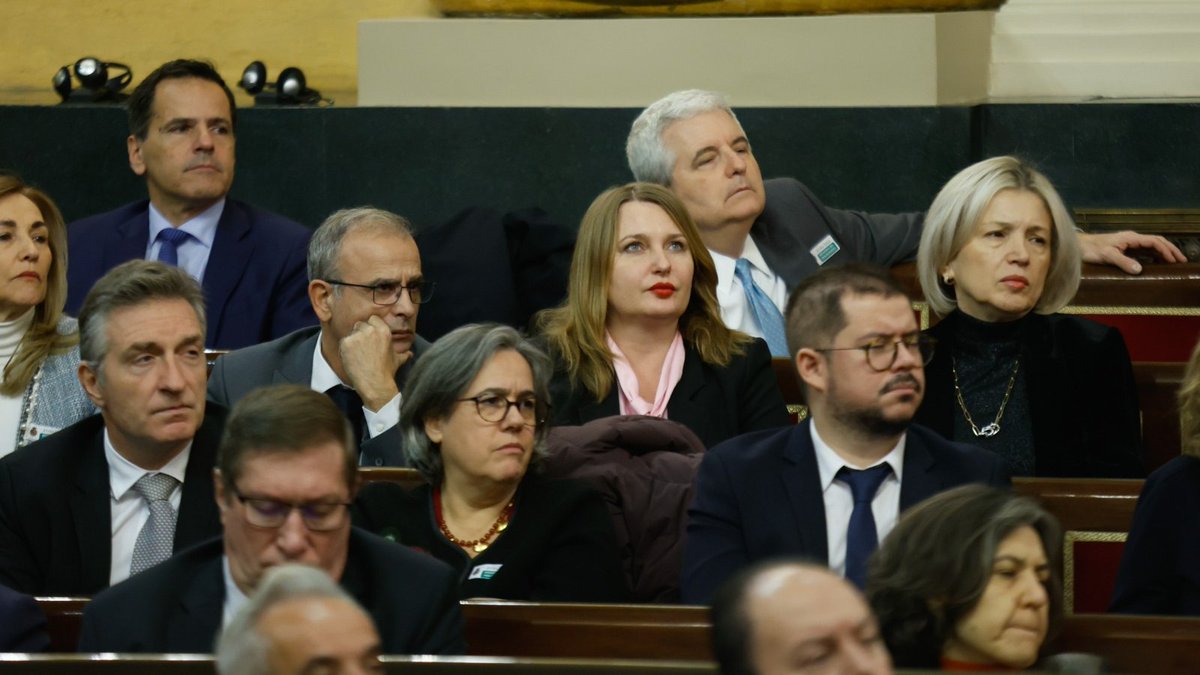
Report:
711,560,892,675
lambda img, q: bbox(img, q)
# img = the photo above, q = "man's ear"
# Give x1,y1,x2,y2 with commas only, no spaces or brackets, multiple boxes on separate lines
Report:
78,361,105,409
127,135,146,176
309,280,334,322
795,348,829,396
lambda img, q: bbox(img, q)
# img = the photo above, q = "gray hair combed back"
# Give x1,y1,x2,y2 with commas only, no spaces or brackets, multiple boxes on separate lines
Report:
626,89,740,186
214,564,360,675
307,207,414,282
401,323,553,483
78,259,207,368
917,156,1082,318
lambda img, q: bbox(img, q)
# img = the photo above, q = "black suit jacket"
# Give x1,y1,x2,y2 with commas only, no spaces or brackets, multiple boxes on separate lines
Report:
66,199,316,349
0,408,226,596
916,312,1143,478
207,326,430,466
754,178,924,289
548,338,789,450
682,419,1010,603
77,528,466,655
0,583,47,652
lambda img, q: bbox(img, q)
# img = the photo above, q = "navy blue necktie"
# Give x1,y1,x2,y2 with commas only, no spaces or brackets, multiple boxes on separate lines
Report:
733,258,788,357
326,385,366,445
155,228,193,266
838,463,893,589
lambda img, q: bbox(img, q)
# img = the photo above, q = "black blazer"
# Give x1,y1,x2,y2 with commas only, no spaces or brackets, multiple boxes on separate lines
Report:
548,338,789,450
0,409,226,596
682,420,1010,603
76,529,465,655
754,178,924,289
1110,455,1200,615
207,326,430,467
354,475,629,603
916,312,1143,478
0,583,47,652
66,199,316,350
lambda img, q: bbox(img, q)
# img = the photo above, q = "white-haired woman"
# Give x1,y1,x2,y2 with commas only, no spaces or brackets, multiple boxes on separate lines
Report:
914,156,1141,477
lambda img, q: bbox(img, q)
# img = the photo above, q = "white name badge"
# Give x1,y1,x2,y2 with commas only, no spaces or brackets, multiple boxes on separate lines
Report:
810,234,841,266
469,563,503,580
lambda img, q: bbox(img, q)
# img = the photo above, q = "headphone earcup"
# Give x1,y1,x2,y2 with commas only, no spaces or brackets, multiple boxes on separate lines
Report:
277,67,306,102
52,66,72,101
73,57,108,90
240,60,268,95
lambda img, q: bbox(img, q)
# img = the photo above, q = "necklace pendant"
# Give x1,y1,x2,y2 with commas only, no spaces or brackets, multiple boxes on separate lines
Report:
976,423,1001,438
473,542,488,553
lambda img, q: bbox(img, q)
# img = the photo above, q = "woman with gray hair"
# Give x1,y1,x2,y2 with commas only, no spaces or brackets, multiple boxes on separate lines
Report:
867,484,1063,671
913,156,1141,478
353,323,628,601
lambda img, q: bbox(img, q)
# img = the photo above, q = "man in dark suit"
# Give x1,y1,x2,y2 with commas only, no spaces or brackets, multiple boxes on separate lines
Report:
626,90,1185,351
682,265,1009,603
78,385,464,655
66,59,314,349
208,207,429,467
0,261,223,596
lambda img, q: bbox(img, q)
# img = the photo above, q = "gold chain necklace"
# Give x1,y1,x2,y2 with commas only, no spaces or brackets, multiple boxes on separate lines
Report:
951,355,1021,438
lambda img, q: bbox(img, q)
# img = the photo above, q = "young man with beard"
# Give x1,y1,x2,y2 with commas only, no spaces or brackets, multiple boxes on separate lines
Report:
682,265,1008,603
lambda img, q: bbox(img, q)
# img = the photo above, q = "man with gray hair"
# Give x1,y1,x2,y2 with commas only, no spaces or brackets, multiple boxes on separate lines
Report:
216,564,382,675
627,89,1185,355
0,260,224,595
209,207,430,466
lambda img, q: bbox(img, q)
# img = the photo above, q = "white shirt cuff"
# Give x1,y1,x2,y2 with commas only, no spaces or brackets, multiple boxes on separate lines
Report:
362,393,401,438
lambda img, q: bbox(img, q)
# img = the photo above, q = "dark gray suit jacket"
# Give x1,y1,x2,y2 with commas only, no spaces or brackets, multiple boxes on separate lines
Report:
755,178,924,287
682,419,1010,603
206,326,428,466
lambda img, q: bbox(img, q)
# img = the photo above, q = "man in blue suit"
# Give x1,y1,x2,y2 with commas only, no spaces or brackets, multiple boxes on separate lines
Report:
682,265,1009,603
66,59,315,349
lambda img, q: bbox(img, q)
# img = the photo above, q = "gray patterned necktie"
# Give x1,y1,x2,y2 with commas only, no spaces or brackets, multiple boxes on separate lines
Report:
129,473,180,575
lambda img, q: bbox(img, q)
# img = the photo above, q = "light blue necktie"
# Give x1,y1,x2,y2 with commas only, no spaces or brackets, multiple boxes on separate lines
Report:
155,228,193,266
733,258,788,357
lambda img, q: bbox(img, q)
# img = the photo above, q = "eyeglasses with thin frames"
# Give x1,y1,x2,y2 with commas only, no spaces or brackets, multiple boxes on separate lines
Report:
457,393,547,427
324,279,435,306
813,334,936,372
231,489,351,531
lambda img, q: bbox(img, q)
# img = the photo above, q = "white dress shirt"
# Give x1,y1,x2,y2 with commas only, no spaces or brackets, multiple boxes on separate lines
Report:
221,555,249,627
146,199,223,284
710,237,789,339
106,432,191,586
310,332,401,439
810,420,905,578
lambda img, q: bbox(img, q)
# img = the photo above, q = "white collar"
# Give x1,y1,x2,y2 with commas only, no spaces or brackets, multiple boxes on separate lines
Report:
710,236,773,295
104,429,192,500
311,330,349,393
809,419,905,492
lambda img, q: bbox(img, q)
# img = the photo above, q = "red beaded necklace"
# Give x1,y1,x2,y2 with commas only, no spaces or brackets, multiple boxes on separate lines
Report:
433,486,515,553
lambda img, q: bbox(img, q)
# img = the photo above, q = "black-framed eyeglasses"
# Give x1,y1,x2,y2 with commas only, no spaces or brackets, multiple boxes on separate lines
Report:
457,394,547,426
232,489,351,531
324,278,435,306
814,334,936,372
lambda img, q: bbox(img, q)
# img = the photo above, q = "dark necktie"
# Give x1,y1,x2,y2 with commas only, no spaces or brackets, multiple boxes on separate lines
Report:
838,463,893,589
326,385,366,445
155,228,193,266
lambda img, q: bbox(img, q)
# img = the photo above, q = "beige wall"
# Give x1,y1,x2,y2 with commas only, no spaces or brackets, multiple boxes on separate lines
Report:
1,0,438,105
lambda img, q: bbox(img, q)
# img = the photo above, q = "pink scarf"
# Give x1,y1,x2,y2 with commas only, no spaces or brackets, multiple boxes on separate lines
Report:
607,331,686,418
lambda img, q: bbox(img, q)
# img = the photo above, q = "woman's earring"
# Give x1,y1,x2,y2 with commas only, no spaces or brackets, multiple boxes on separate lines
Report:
942,273,954,285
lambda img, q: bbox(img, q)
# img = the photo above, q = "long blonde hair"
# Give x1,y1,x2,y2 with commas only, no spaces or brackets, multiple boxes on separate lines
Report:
0,175,76,396
537,182,749,401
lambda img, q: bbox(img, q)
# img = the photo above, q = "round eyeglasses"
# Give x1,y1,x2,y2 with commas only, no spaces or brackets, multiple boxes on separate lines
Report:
457,394,546,426
814,334,936,372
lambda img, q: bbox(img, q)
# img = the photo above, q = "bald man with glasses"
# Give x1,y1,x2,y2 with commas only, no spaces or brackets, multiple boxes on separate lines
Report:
208,207,432,466
78,385,464,655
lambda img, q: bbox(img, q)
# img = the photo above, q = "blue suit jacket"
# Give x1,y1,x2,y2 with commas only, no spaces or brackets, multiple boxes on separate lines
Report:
66,199,316,349
682,420,1010,603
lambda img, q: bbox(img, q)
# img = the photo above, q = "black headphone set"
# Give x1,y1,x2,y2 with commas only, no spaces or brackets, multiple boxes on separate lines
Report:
53,57,132,103
238,61,327,106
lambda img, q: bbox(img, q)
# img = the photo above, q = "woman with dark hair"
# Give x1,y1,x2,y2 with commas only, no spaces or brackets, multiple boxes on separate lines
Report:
0,174,93,455
1110,337,1200,614
915,156,1141,478
868,484,1062,671
538,182,787,448
353,323,628,602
